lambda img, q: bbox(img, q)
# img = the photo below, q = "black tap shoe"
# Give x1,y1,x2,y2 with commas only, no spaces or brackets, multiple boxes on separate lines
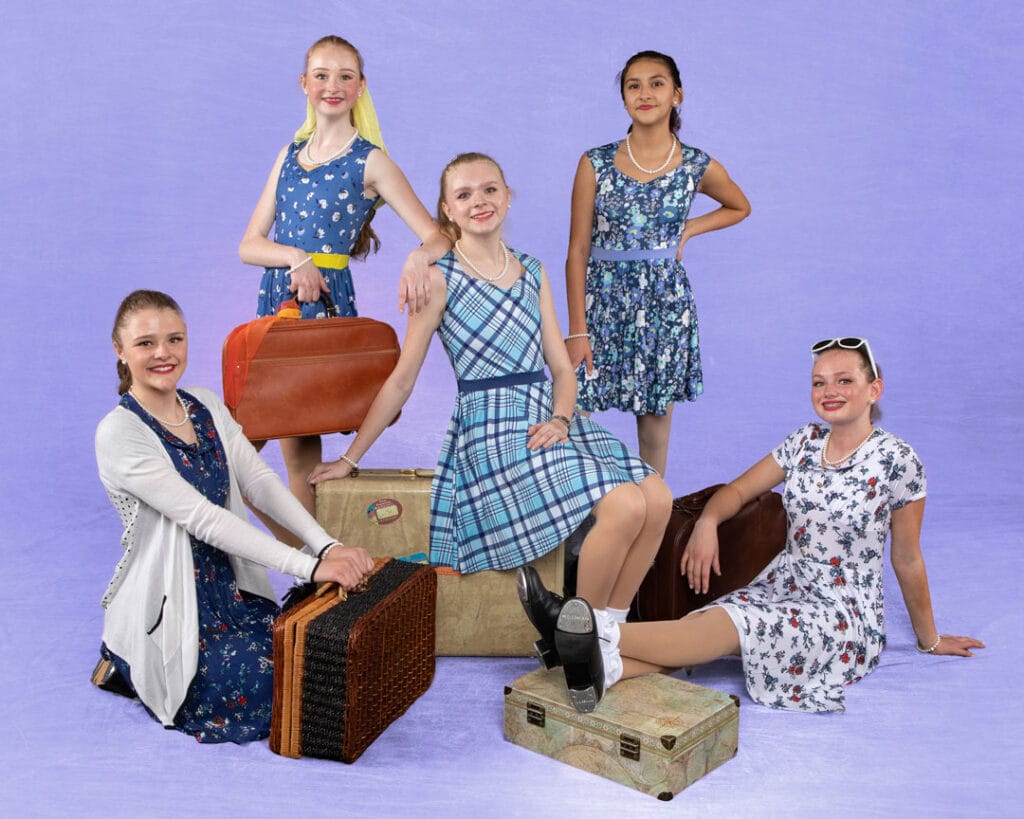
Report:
554,598,604,713
516,566,564,669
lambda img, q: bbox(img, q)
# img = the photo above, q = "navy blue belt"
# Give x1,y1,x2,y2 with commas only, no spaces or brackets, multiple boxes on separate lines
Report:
457,370,547,393
590,246,677,262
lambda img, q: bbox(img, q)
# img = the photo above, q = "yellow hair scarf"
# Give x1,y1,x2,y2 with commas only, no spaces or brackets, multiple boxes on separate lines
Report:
293,87,387,154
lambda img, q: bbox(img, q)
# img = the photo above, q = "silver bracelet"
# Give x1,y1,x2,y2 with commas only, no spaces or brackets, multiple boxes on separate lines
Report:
564,333,590,342
339,454,359,470
287,255,314,275
916,634,942,653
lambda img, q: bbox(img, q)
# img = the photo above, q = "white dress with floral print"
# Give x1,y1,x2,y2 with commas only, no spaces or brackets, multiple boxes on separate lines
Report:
708,423,926,712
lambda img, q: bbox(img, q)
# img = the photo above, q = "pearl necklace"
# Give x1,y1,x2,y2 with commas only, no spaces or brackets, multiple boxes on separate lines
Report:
456,240,510,283
131,390,191,428
625,133,677,175
302,129,359,167
821,428,875,467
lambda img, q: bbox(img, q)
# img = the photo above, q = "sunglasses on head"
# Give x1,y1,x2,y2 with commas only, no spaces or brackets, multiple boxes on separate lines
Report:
810,337,878,380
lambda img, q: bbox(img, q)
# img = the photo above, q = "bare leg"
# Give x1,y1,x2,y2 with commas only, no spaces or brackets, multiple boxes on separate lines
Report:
636,406,674,477
575,483,646,610
618,607,741,679
606,475,672,609
241,436,321,549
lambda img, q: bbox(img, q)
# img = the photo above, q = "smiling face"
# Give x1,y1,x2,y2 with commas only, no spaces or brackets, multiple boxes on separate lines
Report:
114,307,188,400
811,348,883,427
300,43,365,122
440,158,510,239
620,57,682,129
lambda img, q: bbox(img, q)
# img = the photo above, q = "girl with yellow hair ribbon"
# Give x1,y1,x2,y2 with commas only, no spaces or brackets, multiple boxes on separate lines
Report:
239,35,449,520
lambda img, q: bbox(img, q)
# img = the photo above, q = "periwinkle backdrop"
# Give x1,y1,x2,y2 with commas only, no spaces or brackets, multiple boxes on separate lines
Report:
1,1,1020,816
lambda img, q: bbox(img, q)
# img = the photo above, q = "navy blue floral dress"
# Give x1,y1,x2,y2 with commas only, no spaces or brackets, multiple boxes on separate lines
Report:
257,136,380,319
577,141,710,416
706,423,927,712
103,390,279,743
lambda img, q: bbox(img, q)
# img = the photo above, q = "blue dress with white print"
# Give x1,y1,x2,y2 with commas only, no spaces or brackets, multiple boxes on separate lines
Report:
257,135,380,319
705,423,927,712
103,390,279,743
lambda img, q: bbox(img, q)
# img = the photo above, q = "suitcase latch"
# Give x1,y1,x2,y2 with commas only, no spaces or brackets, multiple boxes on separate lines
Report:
526,701,546,727
619,733,641,761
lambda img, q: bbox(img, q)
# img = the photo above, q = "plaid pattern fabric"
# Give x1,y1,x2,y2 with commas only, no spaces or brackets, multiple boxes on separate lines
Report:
429,250,653,573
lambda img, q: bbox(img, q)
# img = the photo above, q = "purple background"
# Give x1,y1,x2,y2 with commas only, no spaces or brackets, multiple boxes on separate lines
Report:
1,2,1019,815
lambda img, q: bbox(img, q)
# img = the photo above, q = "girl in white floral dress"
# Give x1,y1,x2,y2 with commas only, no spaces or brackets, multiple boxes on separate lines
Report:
556,339,984,712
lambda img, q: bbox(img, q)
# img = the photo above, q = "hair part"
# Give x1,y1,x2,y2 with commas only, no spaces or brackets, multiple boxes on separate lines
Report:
436,152,507,244
618,50,683,135
111,290,183,395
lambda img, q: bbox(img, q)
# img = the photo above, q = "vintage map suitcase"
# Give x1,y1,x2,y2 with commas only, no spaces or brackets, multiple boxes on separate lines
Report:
316,469,564,656
270,558,436,763
504,668,739,800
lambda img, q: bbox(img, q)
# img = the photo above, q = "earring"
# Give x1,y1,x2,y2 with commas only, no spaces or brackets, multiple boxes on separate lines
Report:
119,358,126,365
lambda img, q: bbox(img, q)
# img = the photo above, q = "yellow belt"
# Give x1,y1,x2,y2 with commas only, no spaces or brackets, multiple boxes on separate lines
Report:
311,252,350,270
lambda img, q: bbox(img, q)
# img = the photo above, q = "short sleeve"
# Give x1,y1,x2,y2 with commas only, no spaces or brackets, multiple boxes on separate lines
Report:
772,423,823,473
887,438,927,510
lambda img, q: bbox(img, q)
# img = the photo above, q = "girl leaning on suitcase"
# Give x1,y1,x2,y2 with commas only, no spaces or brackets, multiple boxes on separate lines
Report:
95,290,374,742
523,338,984,713
309,153,673,713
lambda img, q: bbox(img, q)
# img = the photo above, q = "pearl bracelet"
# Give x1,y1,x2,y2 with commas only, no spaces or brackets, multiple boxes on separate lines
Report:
339,454,359,470
916,634,942,653
564,333,590,342
288,255,314,275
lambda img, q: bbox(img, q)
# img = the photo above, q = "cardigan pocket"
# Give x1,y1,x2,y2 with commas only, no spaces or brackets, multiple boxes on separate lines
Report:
146,595,168,636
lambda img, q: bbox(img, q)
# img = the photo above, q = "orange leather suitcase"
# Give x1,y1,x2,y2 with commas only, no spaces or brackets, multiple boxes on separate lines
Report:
222,303,400,441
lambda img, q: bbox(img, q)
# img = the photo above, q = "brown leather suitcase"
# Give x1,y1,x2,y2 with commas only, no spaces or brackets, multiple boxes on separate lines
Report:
629,484,787,621
222,302,400,441
270,558,436,763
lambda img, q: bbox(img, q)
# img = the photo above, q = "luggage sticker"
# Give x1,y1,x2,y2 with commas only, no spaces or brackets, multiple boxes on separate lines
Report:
366,498,403,525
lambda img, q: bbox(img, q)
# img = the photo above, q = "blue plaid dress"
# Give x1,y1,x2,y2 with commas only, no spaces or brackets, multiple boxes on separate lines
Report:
429,249,654,573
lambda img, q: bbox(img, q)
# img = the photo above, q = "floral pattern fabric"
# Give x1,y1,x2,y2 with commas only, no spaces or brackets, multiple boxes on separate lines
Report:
257,136,380,319
105,390,279,743
577,141,710,416
707,423,927,712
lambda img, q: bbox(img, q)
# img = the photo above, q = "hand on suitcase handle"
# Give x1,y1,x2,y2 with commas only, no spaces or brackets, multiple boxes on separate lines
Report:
680,520,722,595
287,257,330,304
313,545,375,590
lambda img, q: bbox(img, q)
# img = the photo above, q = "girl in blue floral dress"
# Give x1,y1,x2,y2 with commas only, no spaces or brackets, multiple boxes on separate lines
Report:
96,291,373,742
558,339,984,712
239,35,449,519
565,50,750,476
311,154,673,702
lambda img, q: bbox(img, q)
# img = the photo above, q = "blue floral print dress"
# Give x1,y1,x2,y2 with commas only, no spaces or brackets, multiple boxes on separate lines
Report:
429,250,654,573
103,390,279,743
257,136,380,319
577,141,710,416
706,423,927,712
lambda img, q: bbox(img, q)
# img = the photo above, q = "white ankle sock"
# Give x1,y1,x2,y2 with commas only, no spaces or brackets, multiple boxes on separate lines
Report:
593,609,623,689
606,606,629,624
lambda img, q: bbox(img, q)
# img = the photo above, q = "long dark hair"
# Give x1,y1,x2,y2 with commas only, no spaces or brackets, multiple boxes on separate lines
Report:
617,50,683,135
111,290,183,395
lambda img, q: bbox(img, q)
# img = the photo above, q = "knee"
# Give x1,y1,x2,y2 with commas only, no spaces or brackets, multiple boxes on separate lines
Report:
597,483,647,537
641,477,673,528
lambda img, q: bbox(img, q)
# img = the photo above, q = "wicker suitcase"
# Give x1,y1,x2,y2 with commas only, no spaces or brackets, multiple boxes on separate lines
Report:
504,668,739,800
316,469,564,656
630,484,787,621
270,558,436,763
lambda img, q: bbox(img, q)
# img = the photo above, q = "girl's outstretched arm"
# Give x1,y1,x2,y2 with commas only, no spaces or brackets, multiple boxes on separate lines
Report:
365,150,451,314
308,266,448,484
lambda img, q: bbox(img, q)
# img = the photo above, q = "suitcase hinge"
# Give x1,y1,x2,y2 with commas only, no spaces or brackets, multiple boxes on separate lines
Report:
619,733,641,761
526,701,546,727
